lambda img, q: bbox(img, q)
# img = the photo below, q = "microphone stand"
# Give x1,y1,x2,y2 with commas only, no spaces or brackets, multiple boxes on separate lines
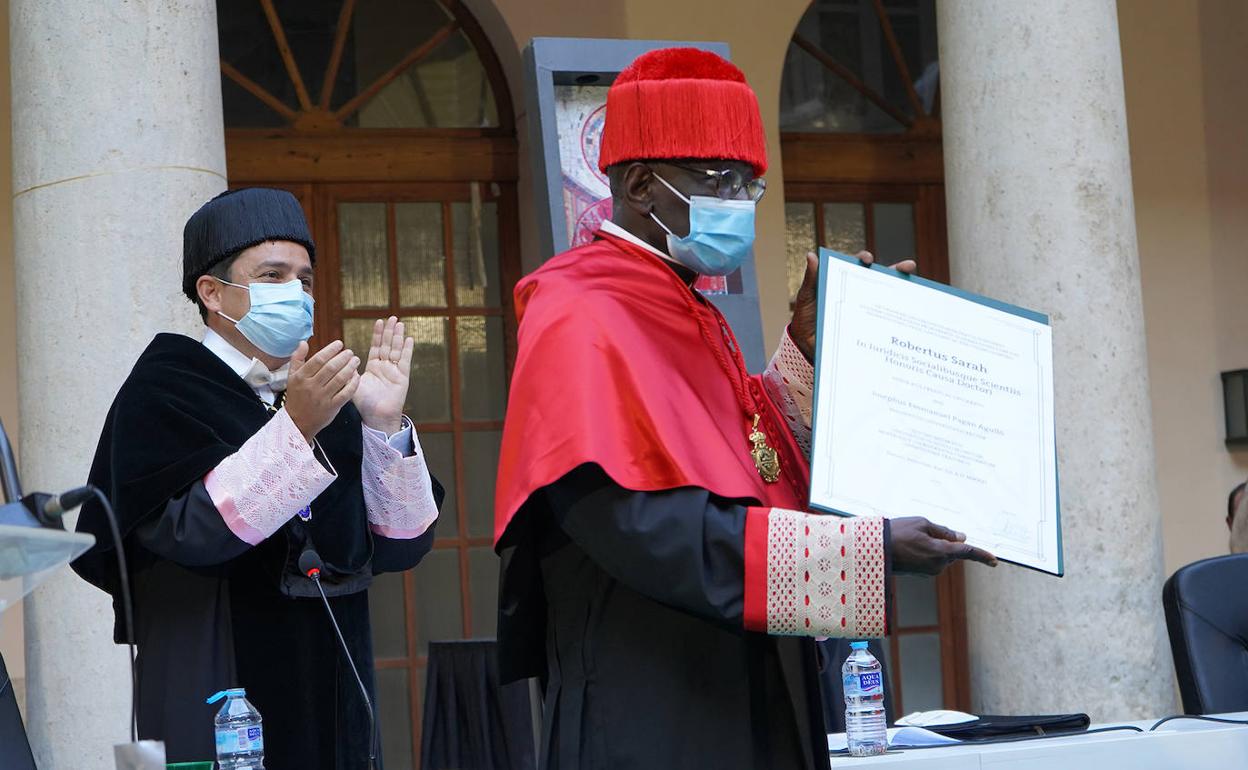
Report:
302,555,377,770
0,419,138,743
0,418,21,504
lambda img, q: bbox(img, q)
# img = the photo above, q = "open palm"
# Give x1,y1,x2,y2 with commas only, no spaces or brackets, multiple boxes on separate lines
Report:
352,316,414,435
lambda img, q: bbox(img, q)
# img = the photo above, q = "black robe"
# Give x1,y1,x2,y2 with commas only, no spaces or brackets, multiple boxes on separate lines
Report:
497,463,892,770
73,333,442,769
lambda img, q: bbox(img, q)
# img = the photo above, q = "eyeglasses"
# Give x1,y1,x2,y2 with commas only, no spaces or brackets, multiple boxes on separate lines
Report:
661,161,767,203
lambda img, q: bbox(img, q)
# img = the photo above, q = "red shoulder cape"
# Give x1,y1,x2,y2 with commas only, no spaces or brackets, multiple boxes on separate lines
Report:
494,232,809,545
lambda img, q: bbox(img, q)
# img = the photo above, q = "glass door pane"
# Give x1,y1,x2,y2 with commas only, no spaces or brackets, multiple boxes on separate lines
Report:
396,203,446,307
898,633,944,713
414,549,463,654
457,317,507,421
452,200,501,307
469,546,499,638
402,316,452,423
823,202,867,255
339,202,390,308
785,202,816,301
872,202,915,266
377,668,415,770
891,574,943,715
369,572,408,659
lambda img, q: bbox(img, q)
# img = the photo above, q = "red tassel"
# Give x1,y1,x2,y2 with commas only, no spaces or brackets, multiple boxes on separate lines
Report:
617,47,748,83
599,49,767,175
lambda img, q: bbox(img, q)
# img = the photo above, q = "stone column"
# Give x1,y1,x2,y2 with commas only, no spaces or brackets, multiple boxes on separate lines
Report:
10,1,226,766
937,1,1173,719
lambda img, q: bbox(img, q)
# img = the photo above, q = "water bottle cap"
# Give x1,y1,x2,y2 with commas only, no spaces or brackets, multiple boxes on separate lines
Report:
850,641,868,650
206,688,247,704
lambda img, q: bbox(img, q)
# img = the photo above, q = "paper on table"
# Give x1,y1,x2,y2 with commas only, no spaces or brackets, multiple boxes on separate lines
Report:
896,710,978,727
827,726,962,752
809,250,1061,575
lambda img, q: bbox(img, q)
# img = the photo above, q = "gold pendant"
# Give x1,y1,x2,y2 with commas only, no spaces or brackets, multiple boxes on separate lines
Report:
749,414,781,483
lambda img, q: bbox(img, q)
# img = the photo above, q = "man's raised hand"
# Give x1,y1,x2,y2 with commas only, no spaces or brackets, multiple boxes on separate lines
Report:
352,316,414,436
285,340,361,442
789,250,917,362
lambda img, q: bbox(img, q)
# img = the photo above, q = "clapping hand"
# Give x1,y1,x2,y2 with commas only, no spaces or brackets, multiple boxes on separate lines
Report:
285,340,361,442
352,316,414,436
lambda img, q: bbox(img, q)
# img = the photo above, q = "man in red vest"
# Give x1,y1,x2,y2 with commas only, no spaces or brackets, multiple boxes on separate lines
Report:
494,48,996,769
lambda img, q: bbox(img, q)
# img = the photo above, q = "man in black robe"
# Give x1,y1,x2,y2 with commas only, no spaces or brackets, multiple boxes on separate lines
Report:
73,188,442,769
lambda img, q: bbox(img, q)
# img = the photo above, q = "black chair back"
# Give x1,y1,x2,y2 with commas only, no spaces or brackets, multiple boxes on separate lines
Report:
1163,553,1248,714
420,640,535,770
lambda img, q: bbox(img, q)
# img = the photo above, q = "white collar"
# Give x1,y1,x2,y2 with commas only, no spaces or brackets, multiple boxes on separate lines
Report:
600,220,700,288
202,328,257,381
201,328,289,398
600,220,674,263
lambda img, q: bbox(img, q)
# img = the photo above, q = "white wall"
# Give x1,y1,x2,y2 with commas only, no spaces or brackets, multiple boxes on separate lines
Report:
1202,0,1248,485
0,0,25,703
1120,0,1248,576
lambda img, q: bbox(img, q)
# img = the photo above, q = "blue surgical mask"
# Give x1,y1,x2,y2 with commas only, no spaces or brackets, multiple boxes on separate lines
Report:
649,173,756,276
216,278,314,358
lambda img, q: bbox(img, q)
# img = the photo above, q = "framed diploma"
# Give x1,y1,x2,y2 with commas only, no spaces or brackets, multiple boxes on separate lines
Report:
810,249,1062,575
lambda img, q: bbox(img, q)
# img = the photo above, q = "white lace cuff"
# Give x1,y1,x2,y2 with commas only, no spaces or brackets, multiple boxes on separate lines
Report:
361,421,439,539
762,327,816,458
204,408,336,546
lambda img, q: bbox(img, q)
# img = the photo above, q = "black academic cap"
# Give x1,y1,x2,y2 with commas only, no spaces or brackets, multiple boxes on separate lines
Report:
181,187,316,302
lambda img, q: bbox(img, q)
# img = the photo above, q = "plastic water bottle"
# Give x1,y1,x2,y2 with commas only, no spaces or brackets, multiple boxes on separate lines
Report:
843,641,888,757
207,688,265,769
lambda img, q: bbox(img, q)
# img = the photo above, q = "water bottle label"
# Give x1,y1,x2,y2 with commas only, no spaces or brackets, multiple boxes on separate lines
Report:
844,671,883,697
858,671,883,695
216,725,264,754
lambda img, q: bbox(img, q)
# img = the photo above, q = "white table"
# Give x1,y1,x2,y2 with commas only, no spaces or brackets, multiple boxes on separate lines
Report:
830,713,1248,768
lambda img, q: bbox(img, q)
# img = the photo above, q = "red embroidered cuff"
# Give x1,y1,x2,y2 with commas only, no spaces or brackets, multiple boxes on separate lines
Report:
743,509,888,638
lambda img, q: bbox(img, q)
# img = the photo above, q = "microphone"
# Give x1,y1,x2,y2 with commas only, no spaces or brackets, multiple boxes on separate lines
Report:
300,546,377,770
17,485,98,530
41,485,96,516
297,548,323,580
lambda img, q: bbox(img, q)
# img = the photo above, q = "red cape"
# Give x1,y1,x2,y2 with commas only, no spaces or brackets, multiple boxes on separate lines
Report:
495,231,810,545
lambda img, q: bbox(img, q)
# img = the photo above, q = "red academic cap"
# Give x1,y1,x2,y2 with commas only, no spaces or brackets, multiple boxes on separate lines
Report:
597,48,768,176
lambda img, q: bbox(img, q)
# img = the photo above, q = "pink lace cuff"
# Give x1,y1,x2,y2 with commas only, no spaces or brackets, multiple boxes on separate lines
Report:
361,424,439,539
204,408,336,546
744,509,887,638
762,327,816,458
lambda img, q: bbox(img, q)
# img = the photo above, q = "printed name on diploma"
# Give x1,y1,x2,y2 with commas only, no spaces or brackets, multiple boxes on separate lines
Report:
852,336,1024,398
